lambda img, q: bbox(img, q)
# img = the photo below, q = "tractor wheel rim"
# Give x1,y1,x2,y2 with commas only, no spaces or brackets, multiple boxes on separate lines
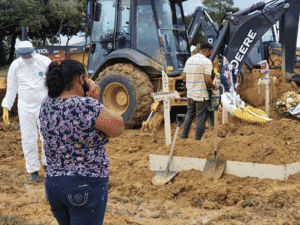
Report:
103,82,129,115
116,91,128,106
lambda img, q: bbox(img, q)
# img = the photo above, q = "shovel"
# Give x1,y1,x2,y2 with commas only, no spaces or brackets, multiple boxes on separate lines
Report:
152,114,186,185
203,95,226,179
141,101,160,131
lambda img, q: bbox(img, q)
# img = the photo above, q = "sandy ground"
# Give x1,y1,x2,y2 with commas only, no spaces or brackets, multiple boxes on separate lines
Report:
1,69,300,224
1,113,300,225
237,68,300,107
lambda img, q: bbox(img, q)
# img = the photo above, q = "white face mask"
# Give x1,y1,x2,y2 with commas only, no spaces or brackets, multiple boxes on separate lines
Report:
21,55,35,64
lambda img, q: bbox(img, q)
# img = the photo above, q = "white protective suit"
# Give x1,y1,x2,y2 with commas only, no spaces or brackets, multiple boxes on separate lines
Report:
1,50,51,173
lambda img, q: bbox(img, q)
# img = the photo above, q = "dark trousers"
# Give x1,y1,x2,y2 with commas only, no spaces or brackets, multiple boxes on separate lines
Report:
180,98,208,140
45,176,109,225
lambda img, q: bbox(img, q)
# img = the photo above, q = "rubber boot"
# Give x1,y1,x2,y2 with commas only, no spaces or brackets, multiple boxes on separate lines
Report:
28,171,39,182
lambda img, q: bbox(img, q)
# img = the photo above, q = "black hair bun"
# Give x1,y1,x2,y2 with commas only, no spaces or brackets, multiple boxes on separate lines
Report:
45,61,65,98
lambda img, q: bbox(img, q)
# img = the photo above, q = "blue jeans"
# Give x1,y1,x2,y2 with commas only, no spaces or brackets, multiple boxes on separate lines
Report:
45,176,109,225
180,98,207,140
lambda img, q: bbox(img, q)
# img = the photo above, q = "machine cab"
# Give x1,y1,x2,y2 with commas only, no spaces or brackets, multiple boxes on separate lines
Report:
86,0,190,78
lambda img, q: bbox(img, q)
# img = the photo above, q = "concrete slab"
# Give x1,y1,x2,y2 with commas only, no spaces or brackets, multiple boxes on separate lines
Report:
149,155,207,172
287,162,300,179
149,154,298,181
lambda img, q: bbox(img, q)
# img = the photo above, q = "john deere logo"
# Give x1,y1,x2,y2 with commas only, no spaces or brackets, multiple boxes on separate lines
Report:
230,29,257,69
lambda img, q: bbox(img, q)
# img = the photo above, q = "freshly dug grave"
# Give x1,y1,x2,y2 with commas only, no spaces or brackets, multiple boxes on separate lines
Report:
152,113,300,165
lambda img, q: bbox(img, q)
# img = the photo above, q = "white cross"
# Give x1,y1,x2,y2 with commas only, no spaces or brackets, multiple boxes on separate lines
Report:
152,70,180,146
258,60,271,116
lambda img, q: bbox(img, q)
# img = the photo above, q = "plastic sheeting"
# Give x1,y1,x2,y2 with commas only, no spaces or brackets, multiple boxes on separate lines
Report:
221,92,245,115
287,103,300,115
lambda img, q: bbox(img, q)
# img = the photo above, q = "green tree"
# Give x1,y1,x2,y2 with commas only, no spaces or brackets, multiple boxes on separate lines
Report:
27,0,61,46
49,0,86,46
61,3,86,45
0,0,88,67
0,0,49,66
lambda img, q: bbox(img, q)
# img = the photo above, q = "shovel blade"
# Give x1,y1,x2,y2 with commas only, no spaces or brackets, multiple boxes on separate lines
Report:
203,159,226,179
152,171,177,185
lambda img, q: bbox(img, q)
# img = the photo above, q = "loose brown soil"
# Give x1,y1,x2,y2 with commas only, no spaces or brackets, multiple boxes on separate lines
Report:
1,68,300,224
1,114,300,225
237,68,300,107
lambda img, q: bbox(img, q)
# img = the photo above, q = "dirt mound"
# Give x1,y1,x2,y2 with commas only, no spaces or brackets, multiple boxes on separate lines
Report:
237,68,300,107
149,114,300,165
102,117,300,224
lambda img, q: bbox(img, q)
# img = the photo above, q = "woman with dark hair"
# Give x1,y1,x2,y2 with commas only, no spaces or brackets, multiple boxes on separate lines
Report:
39,60,124,225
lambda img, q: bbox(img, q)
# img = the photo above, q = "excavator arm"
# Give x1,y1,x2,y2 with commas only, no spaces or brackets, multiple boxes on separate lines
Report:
279,0,300,84
187,6,219,45
209,0,300,86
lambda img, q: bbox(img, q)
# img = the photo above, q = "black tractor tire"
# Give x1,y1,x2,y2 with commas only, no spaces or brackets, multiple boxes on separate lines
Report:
95,63,154,129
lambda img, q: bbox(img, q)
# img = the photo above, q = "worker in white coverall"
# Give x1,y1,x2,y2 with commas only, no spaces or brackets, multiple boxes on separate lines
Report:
1,41,52,182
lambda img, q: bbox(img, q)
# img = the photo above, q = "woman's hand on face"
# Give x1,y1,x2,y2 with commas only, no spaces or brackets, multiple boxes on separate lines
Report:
86,79,100,100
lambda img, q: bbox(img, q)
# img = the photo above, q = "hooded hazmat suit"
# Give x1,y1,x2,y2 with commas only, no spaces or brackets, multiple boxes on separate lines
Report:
1,41,52,174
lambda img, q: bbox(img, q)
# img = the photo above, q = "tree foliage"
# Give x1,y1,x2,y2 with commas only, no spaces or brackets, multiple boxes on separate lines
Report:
0,0,87,67
0,0,49,66
49,0,86,45
0,0,47,31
